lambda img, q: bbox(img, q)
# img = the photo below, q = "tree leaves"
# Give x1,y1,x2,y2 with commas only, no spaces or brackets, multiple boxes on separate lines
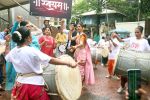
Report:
72,0,150,21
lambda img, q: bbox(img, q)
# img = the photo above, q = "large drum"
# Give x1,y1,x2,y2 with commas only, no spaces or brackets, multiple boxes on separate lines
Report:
114,49,150,81
58,44,66,54
90,47,102,62
43,55,82,100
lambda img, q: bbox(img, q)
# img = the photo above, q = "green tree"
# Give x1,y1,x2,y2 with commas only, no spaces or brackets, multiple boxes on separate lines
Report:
72,0,150,21
141,0,150,19
107,0,139,21
72,0,102,15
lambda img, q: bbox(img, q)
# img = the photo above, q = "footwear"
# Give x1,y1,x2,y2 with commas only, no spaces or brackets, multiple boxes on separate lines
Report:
105,75,111,78
117,87,125,93
112,75,120,80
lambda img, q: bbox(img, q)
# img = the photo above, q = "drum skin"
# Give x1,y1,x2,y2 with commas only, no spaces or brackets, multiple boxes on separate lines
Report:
58,44,66,53
115,49,150,81
43,55,82,100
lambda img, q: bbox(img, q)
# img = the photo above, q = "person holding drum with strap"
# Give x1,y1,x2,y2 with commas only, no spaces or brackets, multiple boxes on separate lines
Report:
70,22,95,87
5,27,77,100
114,26,150,94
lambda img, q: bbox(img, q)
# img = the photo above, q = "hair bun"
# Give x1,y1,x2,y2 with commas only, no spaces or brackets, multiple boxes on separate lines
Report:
14,31,22,40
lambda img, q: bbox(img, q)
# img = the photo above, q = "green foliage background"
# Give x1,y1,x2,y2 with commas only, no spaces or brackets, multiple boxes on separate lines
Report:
72,0,150,22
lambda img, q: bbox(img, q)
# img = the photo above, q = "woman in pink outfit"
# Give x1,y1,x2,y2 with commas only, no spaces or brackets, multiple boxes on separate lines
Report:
39,27,56,57
70,22,95,85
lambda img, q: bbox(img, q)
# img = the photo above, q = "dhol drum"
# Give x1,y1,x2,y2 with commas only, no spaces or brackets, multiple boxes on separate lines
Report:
90,47,102,63
114,49,150,81
42,55,82,100
58,44,66,53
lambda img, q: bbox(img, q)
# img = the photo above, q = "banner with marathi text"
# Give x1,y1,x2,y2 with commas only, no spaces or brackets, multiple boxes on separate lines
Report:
30,0,72,19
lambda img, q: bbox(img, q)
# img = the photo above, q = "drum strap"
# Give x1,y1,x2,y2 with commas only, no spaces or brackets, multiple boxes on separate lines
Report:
43,79,59,96
17,72,42,77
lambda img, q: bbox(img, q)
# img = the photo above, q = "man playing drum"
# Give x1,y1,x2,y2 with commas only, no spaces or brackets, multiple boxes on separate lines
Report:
114,26,150,93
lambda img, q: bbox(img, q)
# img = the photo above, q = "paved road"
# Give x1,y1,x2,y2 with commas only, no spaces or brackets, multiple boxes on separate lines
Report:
79,64,150,100
79,64,124,100
0,64,150,100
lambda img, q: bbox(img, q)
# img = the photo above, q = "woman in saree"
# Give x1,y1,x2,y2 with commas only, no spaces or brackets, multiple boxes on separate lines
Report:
39,27,56,57
70,22,95,86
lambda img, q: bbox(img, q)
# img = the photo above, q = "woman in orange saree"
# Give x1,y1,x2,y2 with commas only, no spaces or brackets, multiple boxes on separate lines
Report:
71,22,95,85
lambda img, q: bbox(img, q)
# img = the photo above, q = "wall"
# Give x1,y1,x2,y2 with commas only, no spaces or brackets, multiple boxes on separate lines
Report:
81,15,97,25
115,21,145,37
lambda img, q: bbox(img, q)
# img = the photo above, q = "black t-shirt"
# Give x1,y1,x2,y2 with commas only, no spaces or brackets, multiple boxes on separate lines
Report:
71,31,77,46
66,31,77,48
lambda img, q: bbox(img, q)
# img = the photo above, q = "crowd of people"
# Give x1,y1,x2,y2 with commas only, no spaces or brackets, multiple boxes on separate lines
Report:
0,16,96,99
0,15,150,100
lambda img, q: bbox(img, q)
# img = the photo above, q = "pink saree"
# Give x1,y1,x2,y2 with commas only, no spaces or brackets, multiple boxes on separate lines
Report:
74,33,95,85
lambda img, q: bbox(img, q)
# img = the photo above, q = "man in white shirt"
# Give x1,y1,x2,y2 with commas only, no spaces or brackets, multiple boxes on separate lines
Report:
115,26,150,93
